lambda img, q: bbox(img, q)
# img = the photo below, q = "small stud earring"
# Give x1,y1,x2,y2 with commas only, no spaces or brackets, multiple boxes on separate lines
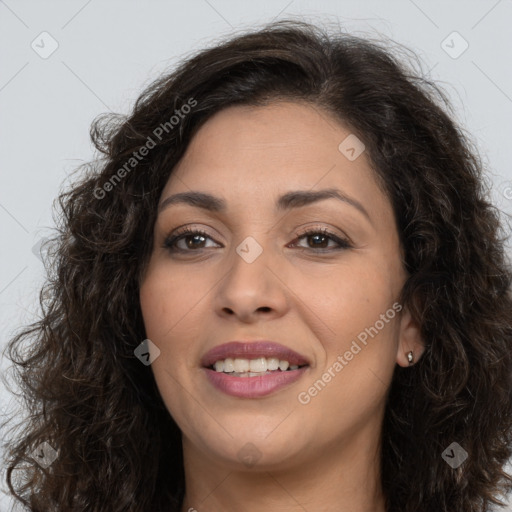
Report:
407,351,414,365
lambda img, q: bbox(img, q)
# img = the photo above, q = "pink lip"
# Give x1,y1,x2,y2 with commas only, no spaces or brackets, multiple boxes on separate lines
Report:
200,341,310,369
203,366,309,398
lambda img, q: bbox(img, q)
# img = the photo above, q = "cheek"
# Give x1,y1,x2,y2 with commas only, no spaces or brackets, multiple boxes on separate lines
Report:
139,275,169,341
139,260,212,388
296,264,400,428
294,257,398,346
139,261,198,341
139,265,201,426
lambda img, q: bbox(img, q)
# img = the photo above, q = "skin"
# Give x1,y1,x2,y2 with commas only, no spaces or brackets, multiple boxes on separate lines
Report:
139,101,425,512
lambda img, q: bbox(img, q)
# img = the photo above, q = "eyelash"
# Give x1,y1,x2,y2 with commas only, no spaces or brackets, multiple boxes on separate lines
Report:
163,226,352,254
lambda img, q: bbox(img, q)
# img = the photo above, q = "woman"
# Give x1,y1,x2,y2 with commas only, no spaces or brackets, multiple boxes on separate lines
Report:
2,19,512,512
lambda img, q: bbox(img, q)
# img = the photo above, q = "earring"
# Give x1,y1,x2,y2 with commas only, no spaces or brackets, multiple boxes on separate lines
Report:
407,351,414,365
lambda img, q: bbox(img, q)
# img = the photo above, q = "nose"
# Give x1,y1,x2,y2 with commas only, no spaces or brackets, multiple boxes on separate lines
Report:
214,240,289,323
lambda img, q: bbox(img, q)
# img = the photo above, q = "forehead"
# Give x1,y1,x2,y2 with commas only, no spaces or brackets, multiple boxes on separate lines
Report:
162,101,391,220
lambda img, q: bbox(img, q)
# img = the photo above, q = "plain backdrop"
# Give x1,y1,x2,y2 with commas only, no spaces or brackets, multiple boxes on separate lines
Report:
1,1,511,510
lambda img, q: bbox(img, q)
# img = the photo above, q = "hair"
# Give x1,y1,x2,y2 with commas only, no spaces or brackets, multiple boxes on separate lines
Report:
2,18,512,512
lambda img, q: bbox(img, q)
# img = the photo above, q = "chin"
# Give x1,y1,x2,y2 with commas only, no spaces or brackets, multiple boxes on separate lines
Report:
185,416,312,470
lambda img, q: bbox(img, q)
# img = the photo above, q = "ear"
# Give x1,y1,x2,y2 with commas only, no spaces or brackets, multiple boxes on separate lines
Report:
396,305,425,367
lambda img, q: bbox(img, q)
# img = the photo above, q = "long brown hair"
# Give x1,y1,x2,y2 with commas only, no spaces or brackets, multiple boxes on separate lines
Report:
2,19,512,512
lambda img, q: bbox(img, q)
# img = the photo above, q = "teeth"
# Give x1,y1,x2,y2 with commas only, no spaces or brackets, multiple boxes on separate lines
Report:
211,357,304,374
233,358,250,373
249,357,266,372
267,357,279,371
228,371,287,378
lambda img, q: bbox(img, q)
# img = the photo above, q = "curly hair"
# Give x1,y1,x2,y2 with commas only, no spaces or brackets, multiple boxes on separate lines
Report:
2,19,512,512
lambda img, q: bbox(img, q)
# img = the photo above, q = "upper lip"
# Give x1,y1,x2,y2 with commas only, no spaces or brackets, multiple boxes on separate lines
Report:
201,341,310,368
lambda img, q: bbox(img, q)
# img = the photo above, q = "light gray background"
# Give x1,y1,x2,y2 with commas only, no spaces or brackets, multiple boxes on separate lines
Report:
1,1,511,510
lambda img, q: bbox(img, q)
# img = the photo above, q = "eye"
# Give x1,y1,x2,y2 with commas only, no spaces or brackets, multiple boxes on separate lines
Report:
163,226,221,252
289,227,352,251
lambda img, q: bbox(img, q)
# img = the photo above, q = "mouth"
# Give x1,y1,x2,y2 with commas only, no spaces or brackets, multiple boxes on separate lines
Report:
201,341,310,398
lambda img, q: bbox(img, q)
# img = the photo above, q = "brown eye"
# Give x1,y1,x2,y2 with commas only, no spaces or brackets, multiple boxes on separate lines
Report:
290,228,352,251
163,228,221,252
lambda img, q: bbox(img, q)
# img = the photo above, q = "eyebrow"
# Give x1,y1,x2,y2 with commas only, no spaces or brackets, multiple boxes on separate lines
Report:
158,188,371,222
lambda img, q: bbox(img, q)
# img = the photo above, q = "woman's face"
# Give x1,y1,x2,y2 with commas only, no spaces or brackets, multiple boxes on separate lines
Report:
139,101,422,471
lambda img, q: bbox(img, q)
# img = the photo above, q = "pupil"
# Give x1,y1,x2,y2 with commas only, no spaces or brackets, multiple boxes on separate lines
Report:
187,235,205,249
310,234,327,248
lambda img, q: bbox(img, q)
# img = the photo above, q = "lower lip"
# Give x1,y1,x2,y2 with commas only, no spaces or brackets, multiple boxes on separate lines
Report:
203,367,308,398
